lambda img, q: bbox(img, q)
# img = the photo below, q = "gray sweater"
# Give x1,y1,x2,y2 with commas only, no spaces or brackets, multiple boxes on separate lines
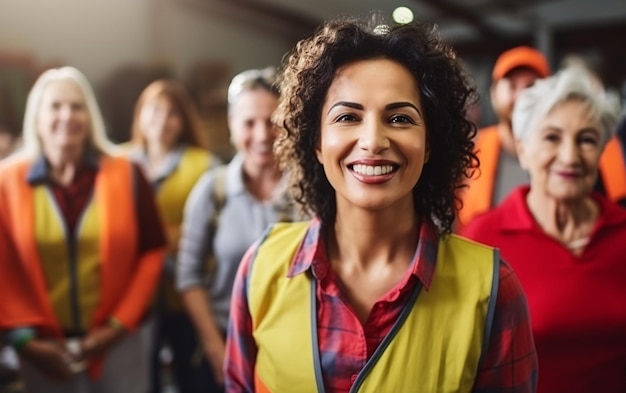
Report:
176,154,298,330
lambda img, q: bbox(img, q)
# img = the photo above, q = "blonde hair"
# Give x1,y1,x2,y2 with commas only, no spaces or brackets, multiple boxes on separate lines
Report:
18,66,116,158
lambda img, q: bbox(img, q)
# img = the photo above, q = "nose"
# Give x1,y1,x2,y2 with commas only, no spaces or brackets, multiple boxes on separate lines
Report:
58,105,73,121
253,120,276,142
558,138,580,165
358,118,390,154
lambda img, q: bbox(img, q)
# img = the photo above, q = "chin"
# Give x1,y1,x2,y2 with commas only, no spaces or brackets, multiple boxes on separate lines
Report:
549,192,588,204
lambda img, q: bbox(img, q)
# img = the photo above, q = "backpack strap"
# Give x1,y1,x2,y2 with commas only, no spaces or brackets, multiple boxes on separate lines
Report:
205,166,227,276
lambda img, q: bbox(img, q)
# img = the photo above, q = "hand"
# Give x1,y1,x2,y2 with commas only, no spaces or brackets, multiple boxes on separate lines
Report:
80,325,124,359
19,339,75,381
201,336,225,387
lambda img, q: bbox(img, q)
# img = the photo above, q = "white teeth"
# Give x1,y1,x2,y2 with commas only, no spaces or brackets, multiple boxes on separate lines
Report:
352,164,394,176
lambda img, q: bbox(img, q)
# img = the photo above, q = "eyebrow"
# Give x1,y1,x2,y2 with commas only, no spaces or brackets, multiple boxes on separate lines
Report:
327,101,422,116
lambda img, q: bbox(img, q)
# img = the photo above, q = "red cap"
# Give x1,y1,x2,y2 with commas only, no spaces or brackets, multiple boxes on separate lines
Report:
492,46,550,81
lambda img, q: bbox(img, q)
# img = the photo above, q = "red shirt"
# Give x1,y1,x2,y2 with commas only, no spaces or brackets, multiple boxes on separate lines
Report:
462,186,626,393
225,218,538,392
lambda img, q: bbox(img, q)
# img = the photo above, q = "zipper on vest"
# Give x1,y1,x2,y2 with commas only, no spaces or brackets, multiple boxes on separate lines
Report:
45,187,83,334
348,283,422,393
66,228,82,333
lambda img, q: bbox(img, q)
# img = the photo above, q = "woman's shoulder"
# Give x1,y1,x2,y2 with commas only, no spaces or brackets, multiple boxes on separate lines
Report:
594,192,626,230
0,153,34,180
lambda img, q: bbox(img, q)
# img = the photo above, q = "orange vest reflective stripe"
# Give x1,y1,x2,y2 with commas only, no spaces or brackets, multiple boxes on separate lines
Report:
35,186,102,333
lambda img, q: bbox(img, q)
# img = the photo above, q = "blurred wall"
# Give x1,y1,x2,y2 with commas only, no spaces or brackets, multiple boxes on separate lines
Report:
0,0,298,152
0,0,294,84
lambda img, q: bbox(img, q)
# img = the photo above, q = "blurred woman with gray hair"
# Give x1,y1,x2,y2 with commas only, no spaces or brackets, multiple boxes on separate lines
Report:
462,66,626,393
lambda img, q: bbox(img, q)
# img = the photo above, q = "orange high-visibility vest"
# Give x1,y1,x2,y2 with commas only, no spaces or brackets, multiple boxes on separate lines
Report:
0,156,165,377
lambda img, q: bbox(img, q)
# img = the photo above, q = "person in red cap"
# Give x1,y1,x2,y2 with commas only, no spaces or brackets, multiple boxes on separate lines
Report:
457,47,626,231
457,46,550,230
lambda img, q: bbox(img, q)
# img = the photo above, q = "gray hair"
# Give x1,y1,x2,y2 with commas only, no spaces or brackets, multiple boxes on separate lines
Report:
18,66,116,158
227,66,278,115
512,66,618,146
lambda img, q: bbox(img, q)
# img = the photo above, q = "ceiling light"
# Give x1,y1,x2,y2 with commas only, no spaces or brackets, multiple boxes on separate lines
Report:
392,6,414,24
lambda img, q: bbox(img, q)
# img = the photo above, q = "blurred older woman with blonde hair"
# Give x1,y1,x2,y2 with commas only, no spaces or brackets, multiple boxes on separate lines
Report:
0,66,166,393
462,66,626,393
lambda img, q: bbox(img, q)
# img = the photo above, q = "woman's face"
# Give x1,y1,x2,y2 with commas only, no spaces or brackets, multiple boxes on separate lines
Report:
228,88,279,169
317,59,428,212
139,94,184,150
517,99,604,202
36,80,90,154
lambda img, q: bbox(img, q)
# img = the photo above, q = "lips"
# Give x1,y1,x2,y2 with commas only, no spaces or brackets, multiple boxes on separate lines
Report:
554,170,581,179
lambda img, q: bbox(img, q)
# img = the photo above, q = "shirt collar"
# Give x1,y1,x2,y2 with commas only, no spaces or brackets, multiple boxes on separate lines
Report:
26,150,100,185
129,144,185,183
287,216,440,291
226,153,291,204
499,185,626,231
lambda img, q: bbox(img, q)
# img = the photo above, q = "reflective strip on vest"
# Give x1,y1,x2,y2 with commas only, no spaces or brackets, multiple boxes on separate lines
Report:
35,187,100,333
249,222,498,393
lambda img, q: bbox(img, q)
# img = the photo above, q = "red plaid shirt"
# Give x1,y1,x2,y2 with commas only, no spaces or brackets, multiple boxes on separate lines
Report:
225,218,537,392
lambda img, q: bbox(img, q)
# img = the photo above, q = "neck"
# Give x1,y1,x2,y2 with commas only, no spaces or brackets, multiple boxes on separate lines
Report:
146,141,171,164
329,200,419,271
497,121,517,157
45,147,84,186
526,189,598,245
242,160,282,201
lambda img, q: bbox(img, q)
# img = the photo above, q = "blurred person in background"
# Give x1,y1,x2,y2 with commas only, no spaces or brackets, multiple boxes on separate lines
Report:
176,67,300,391
225,18,537,393
0,66,166,392
0,121,20,160
459,48,626,231
559,53,626,207
462,66,626,393
126,79,221,393
457,46,550,229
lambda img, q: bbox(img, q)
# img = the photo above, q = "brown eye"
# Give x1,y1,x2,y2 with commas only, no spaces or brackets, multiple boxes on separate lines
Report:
389,115,415,124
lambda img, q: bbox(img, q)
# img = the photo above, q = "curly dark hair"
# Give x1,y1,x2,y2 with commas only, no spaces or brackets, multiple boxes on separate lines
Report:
274,16,478,234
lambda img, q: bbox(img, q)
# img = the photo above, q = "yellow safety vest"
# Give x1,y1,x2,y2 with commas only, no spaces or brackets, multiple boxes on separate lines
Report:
155,147,213,310
249,222,498,393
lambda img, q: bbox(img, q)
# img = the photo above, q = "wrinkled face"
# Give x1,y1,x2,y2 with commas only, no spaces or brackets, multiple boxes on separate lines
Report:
228,88,279,169
491,68,541,124
517,99,603,203
139,95,183,149
36,80,90,154
316,59,428,212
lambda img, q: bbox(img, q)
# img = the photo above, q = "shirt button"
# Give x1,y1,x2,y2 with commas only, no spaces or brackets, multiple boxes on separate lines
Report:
351,374,357,383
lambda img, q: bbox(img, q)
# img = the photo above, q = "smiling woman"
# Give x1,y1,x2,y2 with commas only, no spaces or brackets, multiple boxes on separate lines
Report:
0,67,167,393
224,16,538,393
462,66,626,393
